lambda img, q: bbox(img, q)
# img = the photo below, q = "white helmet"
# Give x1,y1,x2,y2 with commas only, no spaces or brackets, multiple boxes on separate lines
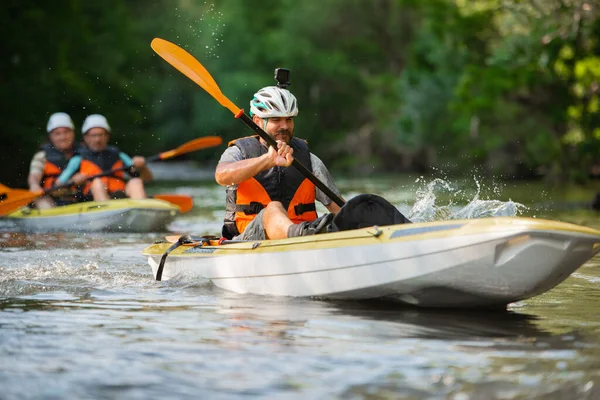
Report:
250,86,298,118
47,112,75,133
82,114,111,135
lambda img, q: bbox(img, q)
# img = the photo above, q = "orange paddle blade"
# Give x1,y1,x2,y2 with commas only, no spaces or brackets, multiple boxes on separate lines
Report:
151,38,220,89
0,187,43,216
151,38,241,115
153,194,194,213
157,136,222,161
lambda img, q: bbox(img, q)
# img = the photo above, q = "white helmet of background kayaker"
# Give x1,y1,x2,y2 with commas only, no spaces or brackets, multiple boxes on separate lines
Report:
46,112,76,152
81,114,112,153
82,114,111,136
249,86,299,118
46,112,75,133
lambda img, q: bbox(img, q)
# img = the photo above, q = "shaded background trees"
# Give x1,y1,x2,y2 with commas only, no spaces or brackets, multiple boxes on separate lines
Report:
2,0,599,186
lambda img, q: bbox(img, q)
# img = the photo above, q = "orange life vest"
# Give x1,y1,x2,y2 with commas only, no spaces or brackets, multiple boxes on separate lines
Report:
222,136,317,238
40,143,74,190
79,146,126,195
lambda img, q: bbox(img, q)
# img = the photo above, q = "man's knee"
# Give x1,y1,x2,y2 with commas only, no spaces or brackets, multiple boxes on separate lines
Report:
90,178,103,190
265,201,285,213
127,177,143,186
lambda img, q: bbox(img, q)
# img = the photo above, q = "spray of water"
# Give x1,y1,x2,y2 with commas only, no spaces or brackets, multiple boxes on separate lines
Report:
177,2,225,60
407,177,527,223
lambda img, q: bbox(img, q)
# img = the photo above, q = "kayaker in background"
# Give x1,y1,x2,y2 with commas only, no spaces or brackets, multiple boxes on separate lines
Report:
216,84,344,240
57,114,151,201
27,112,81,208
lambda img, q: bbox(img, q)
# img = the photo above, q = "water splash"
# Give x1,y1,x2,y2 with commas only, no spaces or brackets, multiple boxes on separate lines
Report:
0,252,151,297
177,2,225,60
408,177,527,223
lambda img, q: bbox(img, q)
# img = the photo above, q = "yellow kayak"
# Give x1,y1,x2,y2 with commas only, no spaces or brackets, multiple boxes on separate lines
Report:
7,198,179,233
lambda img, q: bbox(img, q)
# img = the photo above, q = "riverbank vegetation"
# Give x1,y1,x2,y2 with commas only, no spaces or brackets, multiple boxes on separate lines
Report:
3,0,599,186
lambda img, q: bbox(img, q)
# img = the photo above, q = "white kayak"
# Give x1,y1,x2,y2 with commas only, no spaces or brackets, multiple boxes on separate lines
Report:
142,217,600,308
7,198,179,233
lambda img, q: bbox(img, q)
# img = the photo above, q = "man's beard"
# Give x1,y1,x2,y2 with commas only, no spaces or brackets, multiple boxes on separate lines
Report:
274,129,292,142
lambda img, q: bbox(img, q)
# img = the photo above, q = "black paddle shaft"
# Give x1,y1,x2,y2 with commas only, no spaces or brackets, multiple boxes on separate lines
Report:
238,113,345,207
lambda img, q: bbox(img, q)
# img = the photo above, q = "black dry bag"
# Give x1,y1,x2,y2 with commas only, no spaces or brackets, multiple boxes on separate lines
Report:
330,194,411,232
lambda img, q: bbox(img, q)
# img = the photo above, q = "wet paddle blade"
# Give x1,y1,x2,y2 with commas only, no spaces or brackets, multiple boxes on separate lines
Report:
151,38,219,89
157,136,222,161
151,38,241,115
153,194,194,213
0,188,43,216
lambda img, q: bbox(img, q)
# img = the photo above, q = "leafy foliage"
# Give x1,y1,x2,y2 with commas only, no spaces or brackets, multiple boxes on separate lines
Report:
2,0,599,186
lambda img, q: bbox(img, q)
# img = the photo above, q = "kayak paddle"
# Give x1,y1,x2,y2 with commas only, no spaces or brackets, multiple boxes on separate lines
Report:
146,135,222,163
150,38,345,208
75,135,223,183
0,186,194,216
153,194,193,213
0,136,222,216
0,187,45,217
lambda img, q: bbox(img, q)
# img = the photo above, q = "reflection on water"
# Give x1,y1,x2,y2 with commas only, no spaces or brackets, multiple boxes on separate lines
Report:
2,177,600,398
325,301,547,339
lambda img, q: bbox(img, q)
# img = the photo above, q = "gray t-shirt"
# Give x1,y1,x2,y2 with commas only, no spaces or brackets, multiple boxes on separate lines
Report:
218,145,341,206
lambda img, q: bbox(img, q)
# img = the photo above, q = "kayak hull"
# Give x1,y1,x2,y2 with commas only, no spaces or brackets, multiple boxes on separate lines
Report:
143,217,600,308
6,198,179,233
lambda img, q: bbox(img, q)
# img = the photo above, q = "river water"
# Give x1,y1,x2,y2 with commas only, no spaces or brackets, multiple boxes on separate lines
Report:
2,175,600,399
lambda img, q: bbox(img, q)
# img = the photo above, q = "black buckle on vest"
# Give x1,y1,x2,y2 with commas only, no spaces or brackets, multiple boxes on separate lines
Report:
236,201,265,215
294,203,316,216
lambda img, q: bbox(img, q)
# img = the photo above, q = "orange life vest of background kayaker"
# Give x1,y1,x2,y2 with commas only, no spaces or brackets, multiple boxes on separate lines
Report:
40,143,75,190
222,136,317,238
79,146,126,195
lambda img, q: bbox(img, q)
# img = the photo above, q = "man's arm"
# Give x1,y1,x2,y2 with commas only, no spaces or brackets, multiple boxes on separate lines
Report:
28,172,43,192
325,201,341,214
215,142,293,186
311,153,344,214
28,151,46,192
119,152,147,169
216,157,273,186
120,152,153,182
56,156,82,185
